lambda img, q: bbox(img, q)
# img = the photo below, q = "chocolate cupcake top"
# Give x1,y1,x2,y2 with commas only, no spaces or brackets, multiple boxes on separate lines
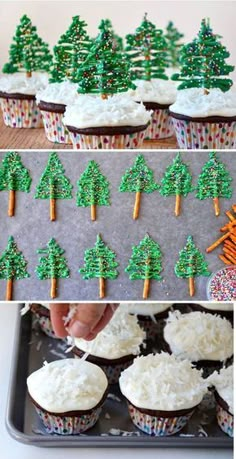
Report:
36,80,79,106
74,308,146,360
208,365,234,414
63,93,152,128
196,302,233,312
128,79,177,105
120,302,171,316
0,72,48,95
164,310,233,362
27,358,108,413
119,352,208,411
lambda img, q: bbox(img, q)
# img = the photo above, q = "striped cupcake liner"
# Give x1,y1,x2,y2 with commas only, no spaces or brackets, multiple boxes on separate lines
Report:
67,130,146,149
172,118,236,149
145,108,174,140
40,110,72,144
0,97,43,128
34,404,102,435
127,402,194,436
216,403,234,437
74,352,134,384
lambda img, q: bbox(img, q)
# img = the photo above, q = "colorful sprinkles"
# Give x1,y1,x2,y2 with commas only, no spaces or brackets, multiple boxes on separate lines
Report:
207,266,236,301
172,119,236,149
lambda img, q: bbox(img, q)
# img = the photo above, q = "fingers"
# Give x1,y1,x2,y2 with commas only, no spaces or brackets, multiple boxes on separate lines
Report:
85,305,117,340
68,304,107,338
50,303,69,338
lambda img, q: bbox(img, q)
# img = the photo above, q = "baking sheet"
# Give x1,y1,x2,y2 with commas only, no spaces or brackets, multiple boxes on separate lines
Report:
6,307,233,448
0,150,235,301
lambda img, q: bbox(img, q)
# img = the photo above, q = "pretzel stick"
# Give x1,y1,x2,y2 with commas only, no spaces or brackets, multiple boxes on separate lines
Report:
133,191,141,220
143,278,150,299
206,231,231,253
8,190,15,217
219,254,232,265
230,234,236,243
51,278,57,299
221,220,236,232
232,204,236,212
175,195,181,217
223,252,236,265
222,247,236,263
91,204,96,221
213,197,220,216
99,277,105,298
50,198,56,221
189,277,195,297
224,240,236,254
6,279,13,300
225,210,235,221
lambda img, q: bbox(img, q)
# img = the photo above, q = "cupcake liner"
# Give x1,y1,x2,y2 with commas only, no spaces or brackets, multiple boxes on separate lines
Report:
0,97,43,128
40,110,72,144
127,402,194,436
67,130,146,149
216,403,234,437
34,404,102,435
34,313,57,339
144,108,174,140
172,118,236,149
74,352,134,384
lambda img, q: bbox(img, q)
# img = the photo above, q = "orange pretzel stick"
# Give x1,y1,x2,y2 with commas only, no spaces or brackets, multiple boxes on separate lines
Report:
220,220,236,232
219,254,232,265
222,247,236,264
206,231,232,253
99,277,105,299
224,240,236,253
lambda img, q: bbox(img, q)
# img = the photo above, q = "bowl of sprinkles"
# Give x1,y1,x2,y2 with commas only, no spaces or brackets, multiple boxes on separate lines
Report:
207,266,236,301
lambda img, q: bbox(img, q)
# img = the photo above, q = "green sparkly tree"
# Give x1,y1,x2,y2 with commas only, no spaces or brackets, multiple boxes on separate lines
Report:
165,21,184,68
159,152,193,216
119,154,158,219
79,234,118,298
125,13,169,81
196,152,233,217
0,151,32,217
34,152,73,221
172,18,234,92
76,160,110,221
0,236,30,300
175,235,211,297
97,19,123,52
36,238,70,299
125,234,163,299
50,15,92,83
76,19,135,97
2,14,52,77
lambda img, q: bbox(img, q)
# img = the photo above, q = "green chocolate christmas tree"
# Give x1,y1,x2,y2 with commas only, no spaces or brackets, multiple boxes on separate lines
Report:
125,234,163,299
0,151,32,217
119,154,158,219
165,21,184,68
36,238,70,299
172,18,234,92
159,152,193,216
175,235,211,297
97,19,123,52
0,236,30,300
76,19,135,97
79,234,118,298
50,15,92,83
76,160,110,221
2,14,52,76
196,152,233,217
34,152,73,221
125,13,169,81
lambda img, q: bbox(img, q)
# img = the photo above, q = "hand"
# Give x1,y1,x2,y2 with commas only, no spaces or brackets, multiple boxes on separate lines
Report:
50,303,119,340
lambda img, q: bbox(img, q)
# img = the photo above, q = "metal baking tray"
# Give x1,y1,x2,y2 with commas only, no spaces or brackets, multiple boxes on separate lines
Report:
6,307,233,448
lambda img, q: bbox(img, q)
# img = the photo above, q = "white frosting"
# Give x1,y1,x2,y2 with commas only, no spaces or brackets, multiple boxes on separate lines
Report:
164,311,233,362
36,81,79,106
119,352,208,411
128,79,177,105
74,308,146,359
170,87,236,117
208,365,234,414
63,94,152,128
119,303,171,315
27,358,108,412
0,72,49,95
195,303,233,312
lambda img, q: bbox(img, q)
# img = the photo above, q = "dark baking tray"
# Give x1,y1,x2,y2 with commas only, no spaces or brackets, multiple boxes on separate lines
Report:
6,307,233,448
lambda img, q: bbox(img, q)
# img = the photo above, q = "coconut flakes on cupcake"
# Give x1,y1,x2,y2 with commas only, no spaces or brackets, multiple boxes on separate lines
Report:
27,358,108,435
72,308,146,384
208,365,234,437
189,302,234,322
119,352,208,436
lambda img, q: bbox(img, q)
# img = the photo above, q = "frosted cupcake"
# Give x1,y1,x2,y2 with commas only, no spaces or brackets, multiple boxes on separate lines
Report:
27,359,108,435
189,303,234,322
170,19,236,149
119,352,208,436
0,15,52,128
164,310,233,377
208,365,234,437
72,308,146,384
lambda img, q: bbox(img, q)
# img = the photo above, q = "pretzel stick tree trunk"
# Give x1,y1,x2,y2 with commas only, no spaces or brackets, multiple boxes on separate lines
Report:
133,191,141,220
6,278,13,301
189,277,195,297
8,189,15,217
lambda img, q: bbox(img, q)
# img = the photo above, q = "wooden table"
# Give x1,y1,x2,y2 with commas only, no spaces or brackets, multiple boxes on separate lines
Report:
0,117,178,149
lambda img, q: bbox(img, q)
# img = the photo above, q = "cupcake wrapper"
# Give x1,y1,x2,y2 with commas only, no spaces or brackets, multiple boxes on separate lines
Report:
172,118,236,149
68,130,146,149
145,108,174,140
0,97,43,128
127,402,194,436
34,404,102,435
74,353,134,384
40,110,72,144
216,403,234,437
34,313,57,339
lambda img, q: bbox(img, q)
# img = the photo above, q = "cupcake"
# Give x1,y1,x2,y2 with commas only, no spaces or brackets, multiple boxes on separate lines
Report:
207,266,236,302
170,19,236,149
189,302,234,323
72,308,146,384
28,303,56,338
208,365,234,437
119,352,208,436
27,358,108,435
164,310,233,377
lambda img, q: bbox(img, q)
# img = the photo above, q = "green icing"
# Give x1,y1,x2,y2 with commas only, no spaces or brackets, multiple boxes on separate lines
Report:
36,238,70,280
97,19,123,52
79,234,119,280
119,154,158,193
35,152,73,200
0,236,30,280
165,21,184,68
159,152,193,197
196,152,233,200
0,151,32,192
125,234,163,280
175,235,211,279
76,160,110,207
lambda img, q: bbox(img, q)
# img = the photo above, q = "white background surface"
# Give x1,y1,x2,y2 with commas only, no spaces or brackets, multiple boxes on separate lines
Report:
0,0,235,77
0,304,233,458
